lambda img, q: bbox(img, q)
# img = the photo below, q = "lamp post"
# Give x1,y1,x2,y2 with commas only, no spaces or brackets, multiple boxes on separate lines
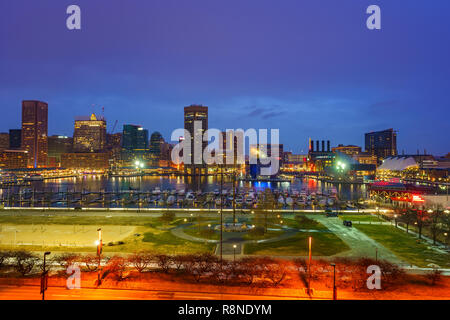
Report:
330,263,337,300
96,228,102,286
41,251,51,300
308,236,312,294
220,165,223,264
135,161,143,212
394,214,398,228
233,244,237,262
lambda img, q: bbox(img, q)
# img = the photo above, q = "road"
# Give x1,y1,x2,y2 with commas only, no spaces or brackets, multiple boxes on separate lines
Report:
0,285,307,300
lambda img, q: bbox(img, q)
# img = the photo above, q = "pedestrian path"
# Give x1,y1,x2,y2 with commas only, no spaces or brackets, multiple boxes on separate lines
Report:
307,214,406,265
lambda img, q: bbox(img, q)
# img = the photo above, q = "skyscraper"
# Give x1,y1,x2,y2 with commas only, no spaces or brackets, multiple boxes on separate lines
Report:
149,131,163,157
9,129,21,149
365,128,397,161
73,113,106,153
21,100,48,168
48,135,73,167
184,105,208,175
122,125,148,150
120,124,152,165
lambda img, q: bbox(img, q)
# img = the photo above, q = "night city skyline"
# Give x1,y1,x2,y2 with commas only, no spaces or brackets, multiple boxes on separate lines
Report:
1,0,449,156
0,1,450,305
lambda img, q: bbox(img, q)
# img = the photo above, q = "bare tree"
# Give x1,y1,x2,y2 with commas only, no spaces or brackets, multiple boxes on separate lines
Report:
399,209,416,233
103,256,128,281
52,253,80,270
82,254,99,272
264,259,288,286
426,268,442,286
0,250,13,270
12,251,39,276
128,251,153,273
414,209,428,239
154,254,172,273
235,257,261,286
428,208,444,245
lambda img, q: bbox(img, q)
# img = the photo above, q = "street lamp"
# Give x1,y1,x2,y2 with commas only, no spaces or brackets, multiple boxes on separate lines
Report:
41,251,51,300
308,236,312,294
233,244,237,262
96,228,102,286
330,263,337,300
134,161,143,212
394,214,398,228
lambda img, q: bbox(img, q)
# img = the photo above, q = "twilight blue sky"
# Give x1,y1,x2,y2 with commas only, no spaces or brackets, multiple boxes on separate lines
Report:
1,0,449,155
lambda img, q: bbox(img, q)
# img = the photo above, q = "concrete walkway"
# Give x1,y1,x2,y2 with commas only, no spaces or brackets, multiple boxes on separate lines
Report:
306,214,407,265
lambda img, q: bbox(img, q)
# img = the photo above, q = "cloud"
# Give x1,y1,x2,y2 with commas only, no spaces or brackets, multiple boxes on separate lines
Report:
244,105,286,119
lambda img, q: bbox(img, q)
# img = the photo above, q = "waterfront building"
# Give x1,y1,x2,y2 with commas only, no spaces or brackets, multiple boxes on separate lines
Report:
72,113,106,153
0,149,28,169
21,100,48,168
61,152,109,170
365,128,397,161
48,135,73,167
377,154,449,183
120,125,153,166
332,144,361,155
122,124,148,150
106,132,122,164
149,131,163,157
184,105,208,175
308,139,334,171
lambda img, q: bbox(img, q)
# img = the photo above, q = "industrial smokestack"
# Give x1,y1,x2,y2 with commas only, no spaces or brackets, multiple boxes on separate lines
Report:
327,140,330,152
322,140,325,152
316,141,319,153
310,140,314,152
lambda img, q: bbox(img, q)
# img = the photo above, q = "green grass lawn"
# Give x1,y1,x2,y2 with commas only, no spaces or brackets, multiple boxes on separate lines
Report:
139,226,215,254
283,214,328,230
242,228,284,241
244,231,349,256
0,215,215,254
338,214,384,222
0,214,197,228
182,222,221,240
355,224,450,268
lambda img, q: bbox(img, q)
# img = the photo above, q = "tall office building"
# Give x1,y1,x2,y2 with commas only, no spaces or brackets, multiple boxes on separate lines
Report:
73,113,106,153
184,105,208,175
365,128,397,160
9,129,21,149
121,124,152,165
21,100,48,168
219,130,244,168
48,135,73,167
149,131,163,157
122,124,148,150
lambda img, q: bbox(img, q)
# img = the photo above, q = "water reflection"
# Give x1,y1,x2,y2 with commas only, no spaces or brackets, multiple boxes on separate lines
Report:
0,176,369,200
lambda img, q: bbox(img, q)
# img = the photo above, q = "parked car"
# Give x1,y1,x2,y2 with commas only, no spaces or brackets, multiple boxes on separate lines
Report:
325,209,338,217
343,220,352,227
